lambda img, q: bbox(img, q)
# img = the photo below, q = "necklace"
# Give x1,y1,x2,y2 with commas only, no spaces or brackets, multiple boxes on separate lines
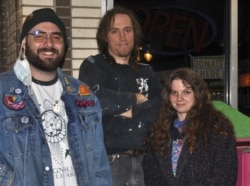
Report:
32,76,63,113
40,85,61,112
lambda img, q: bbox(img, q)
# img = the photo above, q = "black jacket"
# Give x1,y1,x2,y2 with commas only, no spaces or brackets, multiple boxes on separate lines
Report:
79,54,162,154
142,122,238,186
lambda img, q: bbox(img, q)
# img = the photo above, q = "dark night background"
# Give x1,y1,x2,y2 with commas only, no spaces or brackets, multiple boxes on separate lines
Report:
114,0,250,74
115,0,250,115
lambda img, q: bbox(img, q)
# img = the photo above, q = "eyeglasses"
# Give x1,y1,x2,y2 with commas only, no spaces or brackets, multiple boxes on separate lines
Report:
26,30,63,44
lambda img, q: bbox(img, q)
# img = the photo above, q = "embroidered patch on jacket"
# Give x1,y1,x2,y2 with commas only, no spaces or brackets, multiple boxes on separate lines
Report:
3,90,25,110
75,99,95,108
78,84,90,96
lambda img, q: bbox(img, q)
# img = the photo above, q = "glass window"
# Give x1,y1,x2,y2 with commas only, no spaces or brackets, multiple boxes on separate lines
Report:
114,0,250,116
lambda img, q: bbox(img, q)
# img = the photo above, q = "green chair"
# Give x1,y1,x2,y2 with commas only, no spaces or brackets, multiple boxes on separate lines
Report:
212,101,250,141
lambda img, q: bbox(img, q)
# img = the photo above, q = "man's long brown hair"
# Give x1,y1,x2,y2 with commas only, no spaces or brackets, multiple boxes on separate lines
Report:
96,6,143,70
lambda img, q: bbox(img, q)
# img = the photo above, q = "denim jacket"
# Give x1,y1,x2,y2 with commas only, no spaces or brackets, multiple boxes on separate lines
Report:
0,68,112,186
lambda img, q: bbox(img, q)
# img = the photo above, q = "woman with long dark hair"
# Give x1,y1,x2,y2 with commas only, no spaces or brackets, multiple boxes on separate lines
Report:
142,67,237,186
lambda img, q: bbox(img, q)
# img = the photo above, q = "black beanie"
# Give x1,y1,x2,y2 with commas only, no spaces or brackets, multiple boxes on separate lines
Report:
20,8,68,50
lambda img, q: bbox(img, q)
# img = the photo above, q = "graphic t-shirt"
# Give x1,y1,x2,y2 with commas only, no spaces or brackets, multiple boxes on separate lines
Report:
171,139,184,176
32,79,77,185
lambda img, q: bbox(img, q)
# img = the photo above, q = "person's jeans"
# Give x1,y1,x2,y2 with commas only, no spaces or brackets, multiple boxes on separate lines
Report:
108,154,145,186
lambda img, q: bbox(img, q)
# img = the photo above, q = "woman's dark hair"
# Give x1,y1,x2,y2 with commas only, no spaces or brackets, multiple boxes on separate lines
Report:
144,67,235,155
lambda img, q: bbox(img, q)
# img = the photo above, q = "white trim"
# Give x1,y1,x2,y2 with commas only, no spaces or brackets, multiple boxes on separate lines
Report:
102,0,114,16
229,0,238,109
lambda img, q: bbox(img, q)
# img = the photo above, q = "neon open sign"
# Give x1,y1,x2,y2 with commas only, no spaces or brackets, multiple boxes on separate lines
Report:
133,5,217,56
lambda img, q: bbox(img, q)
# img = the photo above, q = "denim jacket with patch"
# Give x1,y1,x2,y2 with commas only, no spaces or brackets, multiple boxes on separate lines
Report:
0,68,112,186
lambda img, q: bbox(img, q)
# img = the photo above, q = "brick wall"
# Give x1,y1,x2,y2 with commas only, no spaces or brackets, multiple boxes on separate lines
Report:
0,0,108,78
0,0,18,72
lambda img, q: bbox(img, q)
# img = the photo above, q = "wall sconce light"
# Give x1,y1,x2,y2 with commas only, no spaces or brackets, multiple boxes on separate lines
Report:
144,51,153,62
240,73,250,105
143,44,153,62
240,73,250,87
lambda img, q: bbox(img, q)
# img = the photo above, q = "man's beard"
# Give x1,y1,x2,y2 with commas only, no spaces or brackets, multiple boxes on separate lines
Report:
25,44,65,72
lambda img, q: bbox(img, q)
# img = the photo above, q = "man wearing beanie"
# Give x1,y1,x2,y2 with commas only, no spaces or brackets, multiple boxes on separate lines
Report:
0,8,112,186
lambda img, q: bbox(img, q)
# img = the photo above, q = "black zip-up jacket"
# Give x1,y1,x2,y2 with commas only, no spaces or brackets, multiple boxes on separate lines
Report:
79,54,162,154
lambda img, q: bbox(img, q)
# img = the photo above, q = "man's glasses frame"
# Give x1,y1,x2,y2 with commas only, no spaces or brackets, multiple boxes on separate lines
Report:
26,30,63,44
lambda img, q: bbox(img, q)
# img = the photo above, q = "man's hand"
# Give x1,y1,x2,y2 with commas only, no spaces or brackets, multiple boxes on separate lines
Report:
135,93,148,104
118,93,147,118
119,109,132,118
